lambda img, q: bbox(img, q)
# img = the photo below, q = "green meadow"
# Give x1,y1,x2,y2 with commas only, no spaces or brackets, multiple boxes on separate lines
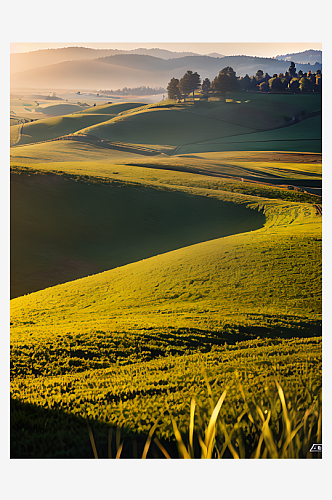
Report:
10,92,322,458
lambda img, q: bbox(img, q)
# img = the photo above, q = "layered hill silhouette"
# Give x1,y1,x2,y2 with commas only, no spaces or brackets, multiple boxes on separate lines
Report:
11,49,322,90
276,49,322,64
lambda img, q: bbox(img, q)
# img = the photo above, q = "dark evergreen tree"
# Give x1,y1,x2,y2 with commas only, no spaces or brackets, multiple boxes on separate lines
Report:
167,77,181,100
212,66,238,99
289,61,297,78
179,70,201,100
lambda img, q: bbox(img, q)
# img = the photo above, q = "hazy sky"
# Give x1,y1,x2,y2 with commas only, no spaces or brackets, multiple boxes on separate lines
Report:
10,42,322,58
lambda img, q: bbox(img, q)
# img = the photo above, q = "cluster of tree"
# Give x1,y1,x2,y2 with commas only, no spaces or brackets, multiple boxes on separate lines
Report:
167,62,321,100
167,70,201,101
99,86,167,95
238,62,321,93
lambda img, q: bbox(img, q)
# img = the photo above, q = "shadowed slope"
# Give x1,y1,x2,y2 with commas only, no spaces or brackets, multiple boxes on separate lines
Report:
11,200,321,336
11,170,265,298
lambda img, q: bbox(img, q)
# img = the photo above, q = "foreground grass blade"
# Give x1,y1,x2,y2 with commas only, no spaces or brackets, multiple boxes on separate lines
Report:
171,418,191,459
115,425,123,459
87,421,98,459
142,419,160,459
153,438,171,459
189,398,196,457
205,389,227,458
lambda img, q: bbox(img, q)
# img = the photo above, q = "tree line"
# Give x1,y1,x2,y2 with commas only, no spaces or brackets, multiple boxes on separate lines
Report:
99,86,167,96
167,62,322,101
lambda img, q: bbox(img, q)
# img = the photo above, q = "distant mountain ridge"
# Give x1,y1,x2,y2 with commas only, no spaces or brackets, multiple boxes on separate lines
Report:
276,49,322,64
11,47,322,91
10,47,202,74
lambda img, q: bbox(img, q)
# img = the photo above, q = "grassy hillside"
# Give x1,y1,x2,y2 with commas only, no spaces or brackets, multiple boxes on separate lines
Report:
78,107,255,146
10,95,321,154
10,91,322,459
177,115,321,155
10,196,322,457
11,336,321,458
10,102,145,146
77,95,321,153
11,198,321,334
11,168,266,299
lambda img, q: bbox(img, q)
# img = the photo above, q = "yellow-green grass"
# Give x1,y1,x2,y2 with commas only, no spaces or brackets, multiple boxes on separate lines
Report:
11,167,267,299
10,153,321,301
10,140,321,178
10,115,36,126
10,336,321,458
9,102,156,147
10,113,118,146
10,197,322,459
10,140,156,164
9,153,321,186
74,102,146,115
10,173,321,458
11,197,321,335
10,142,321,208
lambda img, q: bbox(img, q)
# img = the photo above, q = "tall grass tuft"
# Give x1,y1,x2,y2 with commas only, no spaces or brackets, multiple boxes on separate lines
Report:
88,377,321,459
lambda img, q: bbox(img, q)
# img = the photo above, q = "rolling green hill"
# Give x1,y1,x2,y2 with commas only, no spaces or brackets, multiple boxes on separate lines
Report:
10,90,322,459
177,115,321,154
10,102,146,146
11,168,264,299
11,197,321,335
10,193,322,457
78,107,255,146
10,95,321,154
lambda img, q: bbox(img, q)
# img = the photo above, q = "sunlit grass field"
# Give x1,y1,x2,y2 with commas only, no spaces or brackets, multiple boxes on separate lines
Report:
10,92,322,458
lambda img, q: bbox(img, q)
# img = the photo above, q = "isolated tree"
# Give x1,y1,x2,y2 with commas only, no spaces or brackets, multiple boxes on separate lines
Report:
167,77,181,101
212,66,238,99
179,70,201,100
